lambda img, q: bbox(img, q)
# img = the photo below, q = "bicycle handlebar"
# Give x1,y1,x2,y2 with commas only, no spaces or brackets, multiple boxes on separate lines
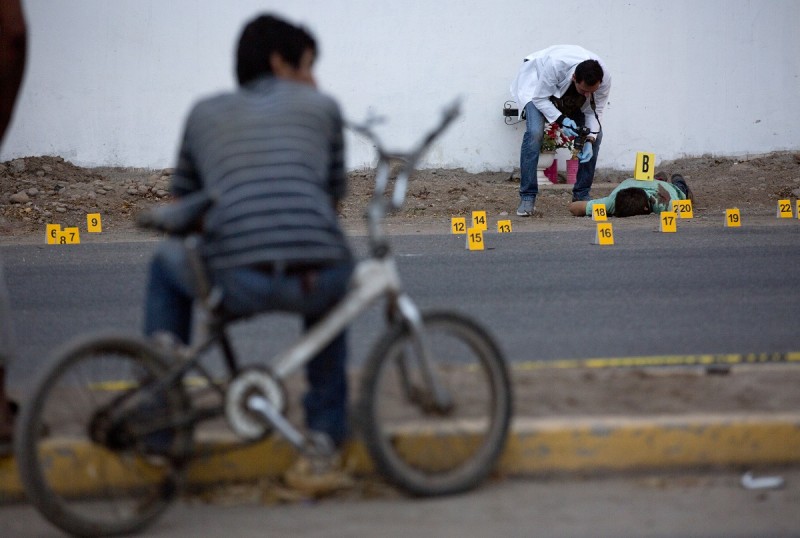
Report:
349,98,460,182
348,99,461,255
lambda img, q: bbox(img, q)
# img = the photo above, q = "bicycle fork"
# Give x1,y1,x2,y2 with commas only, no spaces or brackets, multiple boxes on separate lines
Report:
393,294,453,414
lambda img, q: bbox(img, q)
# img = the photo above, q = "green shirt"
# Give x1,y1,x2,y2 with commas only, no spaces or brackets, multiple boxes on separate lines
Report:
585,178,686,216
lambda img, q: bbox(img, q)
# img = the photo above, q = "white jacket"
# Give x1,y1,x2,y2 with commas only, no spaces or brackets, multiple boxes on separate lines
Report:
510,44,610,135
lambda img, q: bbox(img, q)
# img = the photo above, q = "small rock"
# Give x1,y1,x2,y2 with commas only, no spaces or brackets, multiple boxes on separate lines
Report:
127,188,138,195
9,192,30,204
36,170,46,177
95,188,107,195
155,189,169,198
55,206,67,213
137,185,149,194
26,188,39,197
10,159,26,173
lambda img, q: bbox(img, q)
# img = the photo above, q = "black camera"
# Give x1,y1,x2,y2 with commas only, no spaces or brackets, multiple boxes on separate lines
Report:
572,125,592,151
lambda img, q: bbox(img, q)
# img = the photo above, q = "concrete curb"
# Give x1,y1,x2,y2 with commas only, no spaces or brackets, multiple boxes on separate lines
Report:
2,412,799,503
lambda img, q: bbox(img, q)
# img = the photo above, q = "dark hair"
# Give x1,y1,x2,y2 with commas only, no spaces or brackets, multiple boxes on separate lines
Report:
613,188,652,217
574,59,603,87
236,14,317,86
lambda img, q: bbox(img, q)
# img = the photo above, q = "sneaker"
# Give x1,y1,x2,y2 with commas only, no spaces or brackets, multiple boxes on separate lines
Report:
670,173,694,202
283,453,355,497
516,199,535,216
571,195,590,202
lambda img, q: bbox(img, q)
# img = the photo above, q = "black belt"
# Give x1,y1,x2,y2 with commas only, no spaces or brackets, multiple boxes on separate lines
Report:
252,262,325,276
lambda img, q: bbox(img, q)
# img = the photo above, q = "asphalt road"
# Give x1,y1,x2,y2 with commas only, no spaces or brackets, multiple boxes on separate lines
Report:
2,222,799,390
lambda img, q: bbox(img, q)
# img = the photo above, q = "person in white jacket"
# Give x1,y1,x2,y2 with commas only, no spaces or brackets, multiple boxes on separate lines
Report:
510,45,610,215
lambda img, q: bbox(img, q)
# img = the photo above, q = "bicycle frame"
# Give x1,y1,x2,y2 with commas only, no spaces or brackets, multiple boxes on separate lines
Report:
175,222,450,456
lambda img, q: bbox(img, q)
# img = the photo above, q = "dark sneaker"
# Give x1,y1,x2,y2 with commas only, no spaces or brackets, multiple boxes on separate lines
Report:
571,195,590,202
670,173,694,202
516,199,535,216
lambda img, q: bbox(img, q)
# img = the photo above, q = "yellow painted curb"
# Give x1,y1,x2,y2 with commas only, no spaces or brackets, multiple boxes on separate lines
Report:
2,413,799,502
502,413,800,473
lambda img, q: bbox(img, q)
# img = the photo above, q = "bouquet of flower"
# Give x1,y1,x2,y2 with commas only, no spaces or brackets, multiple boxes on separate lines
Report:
541,122,572,152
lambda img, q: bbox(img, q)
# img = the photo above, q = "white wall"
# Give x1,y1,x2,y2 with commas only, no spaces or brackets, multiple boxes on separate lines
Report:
2,0,799,173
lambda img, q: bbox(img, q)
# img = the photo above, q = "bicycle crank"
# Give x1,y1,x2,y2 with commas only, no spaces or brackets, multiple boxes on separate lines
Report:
225,367,287,440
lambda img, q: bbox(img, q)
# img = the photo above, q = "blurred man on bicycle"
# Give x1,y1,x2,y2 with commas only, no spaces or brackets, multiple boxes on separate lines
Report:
143,14,354,494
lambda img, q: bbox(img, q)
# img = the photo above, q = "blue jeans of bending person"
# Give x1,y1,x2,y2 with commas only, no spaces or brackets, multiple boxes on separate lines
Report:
144,238,354,447
519,101,603,203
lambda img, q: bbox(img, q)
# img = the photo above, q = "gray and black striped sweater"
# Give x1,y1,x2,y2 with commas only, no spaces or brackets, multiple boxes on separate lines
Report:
170,76,352,271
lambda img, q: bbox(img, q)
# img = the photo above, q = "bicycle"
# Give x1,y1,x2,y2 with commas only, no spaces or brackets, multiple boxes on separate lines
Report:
14,100,513,537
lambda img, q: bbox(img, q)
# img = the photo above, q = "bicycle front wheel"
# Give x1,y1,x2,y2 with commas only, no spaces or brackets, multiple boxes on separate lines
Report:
359,311,512,496
15,333,192,537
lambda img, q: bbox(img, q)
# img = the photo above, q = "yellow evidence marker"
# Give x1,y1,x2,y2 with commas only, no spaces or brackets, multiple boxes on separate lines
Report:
777,199,793,218
591,203,607,221
466,227,485,251
471,210,487,231
593,222,614,245
46,224,61,245
796,200,800,220
725,208,741,228
497,219,512,233
634,152,656,180
87,213,103,232
56,227,81,245
671,199,694,218
660,211,677,233
64,226,81,244
451,217,466,234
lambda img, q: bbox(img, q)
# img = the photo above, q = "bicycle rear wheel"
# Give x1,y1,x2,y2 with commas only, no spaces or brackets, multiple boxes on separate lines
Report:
15,333,193,537
359,311,512,496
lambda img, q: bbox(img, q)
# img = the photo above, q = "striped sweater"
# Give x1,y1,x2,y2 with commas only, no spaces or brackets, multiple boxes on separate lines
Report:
170,76,352,270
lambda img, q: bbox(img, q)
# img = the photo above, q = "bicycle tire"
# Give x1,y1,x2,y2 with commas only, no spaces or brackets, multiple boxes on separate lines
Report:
358,311,512,496
15,332,193,537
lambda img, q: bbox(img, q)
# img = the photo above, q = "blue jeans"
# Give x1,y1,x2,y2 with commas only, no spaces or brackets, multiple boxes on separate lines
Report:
519,101,603,202
144,238,354,447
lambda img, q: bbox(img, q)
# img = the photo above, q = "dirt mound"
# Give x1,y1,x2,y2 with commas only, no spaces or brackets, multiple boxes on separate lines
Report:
0,156,171,238
2,152,800,240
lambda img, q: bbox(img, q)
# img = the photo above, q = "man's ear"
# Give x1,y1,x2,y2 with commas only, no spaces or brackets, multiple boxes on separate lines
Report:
269,52,289,77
